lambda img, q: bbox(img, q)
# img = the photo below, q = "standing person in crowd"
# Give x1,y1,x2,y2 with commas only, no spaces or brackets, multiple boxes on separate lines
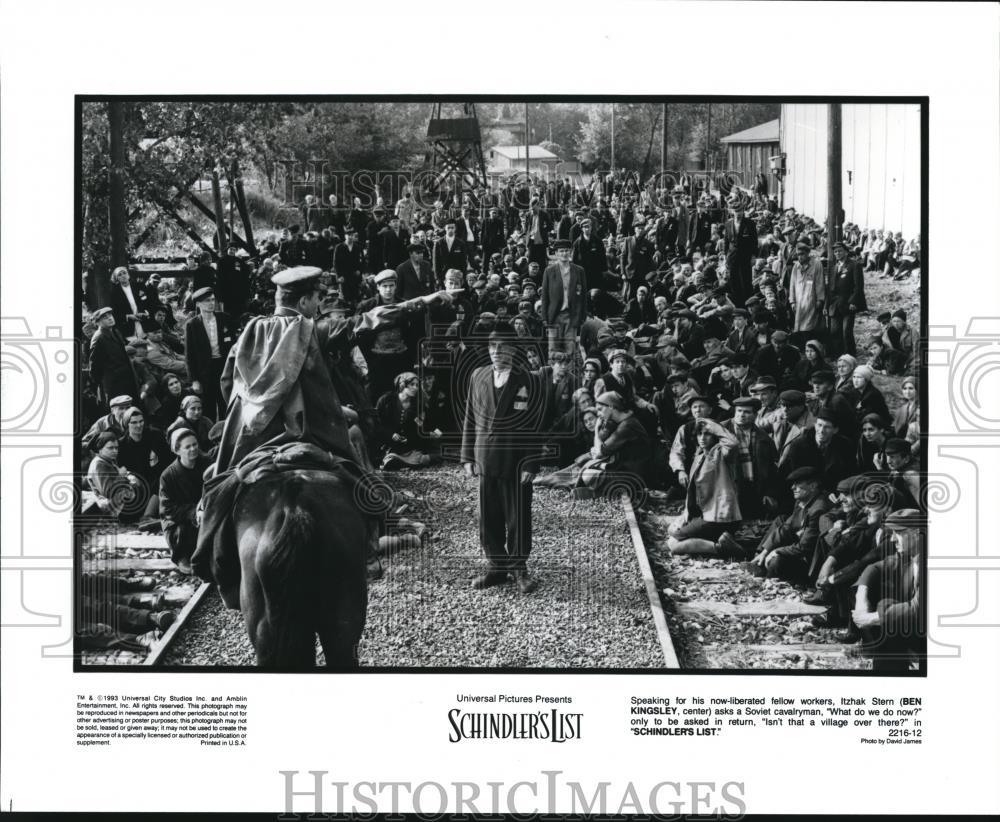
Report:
333,226,365,306
524,198,553,270
723,195,759,306
184,287,231,421
461,328,548,594
88,307,140,407
788,242,825,349
109,266,148,339
432,220,469,286
620,223,655,302
540,240,588,360
826,240,866,356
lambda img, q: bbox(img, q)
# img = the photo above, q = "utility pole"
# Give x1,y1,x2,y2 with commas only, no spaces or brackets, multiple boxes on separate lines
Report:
525,103,530,184
705,103,712,171
610,103,615,175
661,103,668,179
108,101,128,273
826,103,844,297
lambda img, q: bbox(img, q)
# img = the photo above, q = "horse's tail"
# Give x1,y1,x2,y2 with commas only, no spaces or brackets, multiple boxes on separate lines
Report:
255,493,316,656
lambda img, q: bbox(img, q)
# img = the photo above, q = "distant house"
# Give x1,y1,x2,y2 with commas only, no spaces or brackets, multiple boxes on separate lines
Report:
488,145,565,177
719,119,780,190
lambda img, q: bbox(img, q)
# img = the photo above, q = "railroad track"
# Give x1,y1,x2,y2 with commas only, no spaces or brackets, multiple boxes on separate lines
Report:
633,502,870,671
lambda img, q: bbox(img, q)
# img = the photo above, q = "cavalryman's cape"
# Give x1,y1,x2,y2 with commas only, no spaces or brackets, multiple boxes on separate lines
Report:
213,307,356,473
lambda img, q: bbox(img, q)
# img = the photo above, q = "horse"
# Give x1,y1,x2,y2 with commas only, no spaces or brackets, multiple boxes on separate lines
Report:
232,469,369,669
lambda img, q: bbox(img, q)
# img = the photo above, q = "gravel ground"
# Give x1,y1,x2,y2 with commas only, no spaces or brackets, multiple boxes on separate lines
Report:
639,502,869,671
160,464,665,668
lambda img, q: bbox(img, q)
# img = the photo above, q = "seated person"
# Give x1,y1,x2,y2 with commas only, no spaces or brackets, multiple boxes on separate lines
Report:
86,431,158,524
851,364,890,422
805,476,901,641
851,508,925,671
81,394,133,454
666,418,742,555
741,466,832,582
159,429,211,575
166,394,216,457
534,407,601,489
576,391,650,498
866,336,907,377
116,406,171,504
151,373,189,431
374,371,441,469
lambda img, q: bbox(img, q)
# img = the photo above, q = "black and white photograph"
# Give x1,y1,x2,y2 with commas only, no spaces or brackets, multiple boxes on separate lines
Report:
3,2,999,818
73,97,926,672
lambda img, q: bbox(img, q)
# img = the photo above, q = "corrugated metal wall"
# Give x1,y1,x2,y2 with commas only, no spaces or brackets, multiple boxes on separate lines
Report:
780,103,921,238
725,142,780,189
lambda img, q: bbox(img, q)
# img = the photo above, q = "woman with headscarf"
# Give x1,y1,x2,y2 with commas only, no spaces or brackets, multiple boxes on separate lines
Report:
790,339,828,391
151,373,187,431
166,394,215,456
851,364,890,423
857,412,889,472
87,431,158,523
892,376,919,443
116,407,171,497
833,353,859,400
374,371,439,470
159,428,212,575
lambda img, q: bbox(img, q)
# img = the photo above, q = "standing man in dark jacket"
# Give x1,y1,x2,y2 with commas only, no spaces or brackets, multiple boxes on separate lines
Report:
724,196,759,307
378,215,410,272
333,227,365,306
620,223,655,302
524,198,553,269
540,240,588,359
688,199,713,255
184,288,231,421
827,241,867,356
395,243,436,301
461,328,549,593
432,221,468,286
572,217,607,289
88,307,139,406
480,206,506,262
365,208,389,273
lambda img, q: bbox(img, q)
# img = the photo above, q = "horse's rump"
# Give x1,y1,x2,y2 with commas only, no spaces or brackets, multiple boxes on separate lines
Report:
234,469,369,669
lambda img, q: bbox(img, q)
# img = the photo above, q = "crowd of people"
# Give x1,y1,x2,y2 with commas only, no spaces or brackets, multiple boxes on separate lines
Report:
79,169,924,667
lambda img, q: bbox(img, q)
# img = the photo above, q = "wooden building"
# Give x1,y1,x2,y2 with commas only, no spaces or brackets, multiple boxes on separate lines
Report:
719,119,780,190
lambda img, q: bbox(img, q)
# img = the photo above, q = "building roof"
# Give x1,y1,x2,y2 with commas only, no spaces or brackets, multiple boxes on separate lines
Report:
490,145,559,160
719,119,779,145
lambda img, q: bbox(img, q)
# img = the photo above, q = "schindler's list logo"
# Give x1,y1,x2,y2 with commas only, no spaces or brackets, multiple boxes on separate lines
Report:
448,709,583,743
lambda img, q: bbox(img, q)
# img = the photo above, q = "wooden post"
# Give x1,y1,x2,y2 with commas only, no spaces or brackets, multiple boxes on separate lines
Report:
826,103,844,297
107,101,128,275
705,103,712,171
210,166,227,256
610,103,615,175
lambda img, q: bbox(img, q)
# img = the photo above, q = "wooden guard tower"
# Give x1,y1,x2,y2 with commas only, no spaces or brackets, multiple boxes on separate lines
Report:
425,103,489,193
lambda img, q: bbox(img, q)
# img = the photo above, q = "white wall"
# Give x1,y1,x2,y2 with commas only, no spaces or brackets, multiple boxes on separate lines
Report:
780,103,921,238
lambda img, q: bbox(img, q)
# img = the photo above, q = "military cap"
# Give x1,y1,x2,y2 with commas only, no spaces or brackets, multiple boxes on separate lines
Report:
732,396,761,411
787,466,821,484
191,287,215,302
271,266,323,287
92,307,113,321
109,394,134,408
779,389,807,406
373,269,398,285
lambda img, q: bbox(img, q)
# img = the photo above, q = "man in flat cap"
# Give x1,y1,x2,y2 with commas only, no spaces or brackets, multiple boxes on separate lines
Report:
742,466,831,581
184,287,231,421
540,239,588,360
723,193,759,306
752,328,801,386
82,393,135,453
572,217,609,291
88,306,140,408
461,325,550,594
826,240,866,357
722,396,779,518
778,407,858,495
788,241,826,348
